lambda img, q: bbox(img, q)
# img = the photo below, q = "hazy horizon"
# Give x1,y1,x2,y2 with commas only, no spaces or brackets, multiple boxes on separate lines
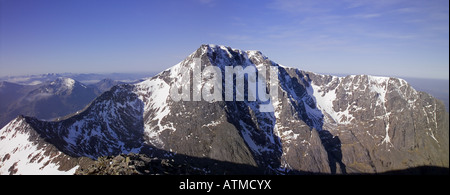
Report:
2,69,447,81
2,69,450,82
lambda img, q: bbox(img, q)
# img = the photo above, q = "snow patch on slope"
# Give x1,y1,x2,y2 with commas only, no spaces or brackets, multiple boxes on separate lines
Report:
52,77,76,91
134,78,173,147
239,120,275,155
368,76,389,106
309,77,355,125
0,118,77,175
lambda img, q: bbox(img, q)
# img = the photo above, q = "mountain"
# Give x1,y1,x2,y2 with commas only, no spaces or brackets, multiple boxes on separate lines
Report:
0,77,116,128
1,44,448,174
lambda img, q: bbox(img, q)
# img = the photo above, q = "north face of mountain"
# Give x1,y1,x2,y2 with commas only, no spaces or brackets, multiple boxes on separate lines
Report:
306,73,449,173
0,44,448,175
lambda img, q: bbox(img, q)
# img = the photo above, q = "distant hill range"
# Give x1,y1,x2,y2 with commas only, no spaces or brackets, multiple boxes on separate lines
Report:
0,77,127,128
0,72,158,85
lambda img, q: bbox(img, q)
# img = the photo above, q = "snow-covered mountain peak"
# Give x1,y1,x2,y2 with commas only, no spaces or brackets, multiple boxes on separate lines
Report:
38,77,90,96
51,77,76,89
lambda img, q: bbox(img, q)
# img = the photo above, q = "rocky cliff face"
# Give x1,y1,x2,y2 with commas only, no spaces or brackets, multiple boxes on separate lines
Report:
0,44,448,174
307,73,449,173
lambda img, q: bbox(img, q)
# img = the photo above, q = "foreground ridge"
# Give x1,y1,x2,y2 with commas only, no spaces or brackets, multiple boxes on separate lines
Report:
75,153,208,175
76,153,450,175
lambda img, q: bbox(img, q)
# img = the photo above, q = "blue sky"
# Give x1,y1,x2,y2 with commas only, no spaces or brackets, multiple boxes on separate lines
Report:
0,0,448,79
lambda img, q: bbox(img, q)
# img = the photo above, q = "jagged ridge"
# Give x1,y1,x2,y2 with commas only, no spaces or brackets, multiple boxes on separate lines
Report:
0,44,448,175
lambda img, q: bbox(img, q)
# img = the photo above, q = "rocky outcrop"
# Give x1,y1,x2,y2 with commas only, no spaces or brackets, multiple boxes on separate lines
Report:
75,153,207,175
